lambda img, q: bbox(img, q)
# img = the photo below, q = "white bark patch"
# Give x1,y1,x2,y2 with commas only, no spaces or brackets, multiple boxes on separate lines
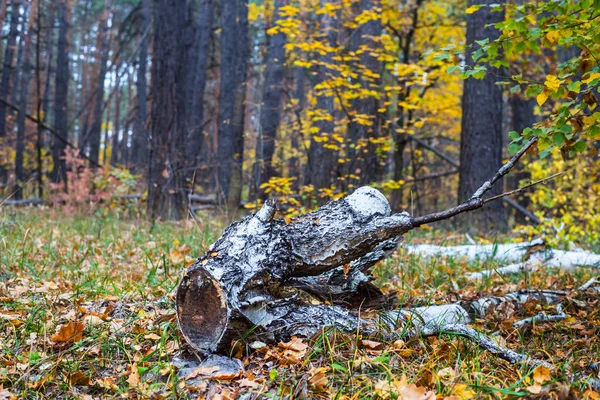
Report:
346,186,391,219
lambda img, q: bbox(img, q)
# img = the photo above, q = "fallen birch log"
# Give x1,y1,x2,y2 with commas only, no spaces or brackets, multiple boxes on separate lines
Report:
176,138,559,361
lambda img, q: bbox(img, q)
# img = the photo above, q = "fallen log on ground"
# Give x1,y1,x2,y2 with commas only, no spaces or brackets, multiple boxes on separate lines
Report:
176,138,569,364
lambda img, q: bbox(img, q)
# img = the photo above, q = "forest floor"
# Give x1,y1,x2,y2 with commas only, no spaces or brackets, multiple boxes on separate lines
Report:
0,207,599,399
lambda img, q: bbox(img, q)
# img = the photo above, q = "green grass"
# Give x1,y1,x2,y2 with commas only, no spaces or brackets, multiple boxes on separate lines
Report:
0,207,598,399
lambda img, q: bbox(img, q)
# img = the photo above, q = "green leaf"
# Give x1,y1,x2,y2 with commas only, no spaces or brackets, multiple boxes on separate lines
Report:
508,142,522,154
446,65,461,74
509,131,521,141
553,132,566,146
574,140,587,152
270,369,278,380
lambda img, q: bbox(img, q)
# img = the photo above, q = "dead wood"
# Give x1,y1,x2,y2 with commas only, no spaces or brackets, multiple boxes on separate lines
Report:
175,138,557,358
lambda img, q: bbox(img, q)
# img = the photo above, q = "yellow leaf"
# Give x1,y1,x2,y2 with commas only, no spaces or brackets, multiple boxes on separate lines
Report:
537,91,548,106
533,365,551,384
465,5,481,14
583,72,600,84
545,30,560,44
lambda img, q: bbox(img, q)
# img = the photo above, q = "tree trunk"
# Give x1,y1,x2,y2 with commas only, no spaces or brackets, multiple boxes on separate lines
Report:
51,0,70,187
0,0,21,187
14,0,39,200
347,0,382,186
147,0,191,220
110,80,121,166
457,0,506,232
41,1,56,126
9,3,25,118
217,0,249,213
88,0,112,166
131,0,149,170
305,0,338,193
186,0,213,172
252,0,286,199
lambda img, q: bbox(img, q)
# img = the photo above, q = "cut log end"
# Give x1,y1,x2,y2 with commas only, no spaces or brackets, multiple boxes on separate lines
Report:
176,268,229,354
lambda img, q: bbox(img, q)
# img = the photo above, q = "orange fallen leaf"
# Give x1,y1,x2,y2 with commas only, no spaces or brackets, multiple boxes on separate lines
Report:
185,366,220,380
308,367,329,392
51,321,85,343
279,336,308,352
533,365,551,384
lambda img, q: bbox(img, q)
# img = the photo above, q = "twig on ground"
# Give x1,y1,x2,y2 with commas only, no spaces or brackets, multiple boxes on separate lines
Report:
578,277,600,292
413,323,553,368
512,304,567,329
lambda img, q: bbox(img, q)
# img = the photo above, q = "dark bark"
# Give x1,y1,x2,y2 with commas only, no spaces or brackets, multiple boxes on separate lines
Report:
131,0,149,169
0,0,21,186
252,0,287,199
147,0,191,220
288,66,304,187
217,0,250,212
305,0,338,192
9,4,25,118
51,0,70,186
457,0,506,232
185,0,213,172
40,1,56,125
14,0,39,200
347,0,382,186
88,1,112,166
110,82,121,166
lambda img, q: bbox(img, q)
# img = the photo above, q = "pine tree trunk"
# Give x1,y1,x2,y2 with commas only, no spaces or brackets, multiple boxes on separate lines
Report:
131,0,149,170
51,0,70,187
217,0,249,213
147,0,190,220
457,0,506,232
252,0,286,199
0,0,21,187
88,0,111,166
305,0,338,193
347,0,382,186
14,0,39,200
186,0,213,171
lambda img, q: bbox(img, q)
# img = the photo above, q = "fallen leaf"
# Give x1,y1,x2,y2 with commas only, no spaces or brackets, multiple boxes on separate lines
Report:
83,315,104,326
279,336,308,352
238,378,259,388
144,333,161,341
68,371,91,386
308,367,329,392
399,383,436,400
527,384,542,394
361,339,382,350
51,321,85,343
453,383,476,399
127,364,140,387
185,366,220,380
533,365,551,384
